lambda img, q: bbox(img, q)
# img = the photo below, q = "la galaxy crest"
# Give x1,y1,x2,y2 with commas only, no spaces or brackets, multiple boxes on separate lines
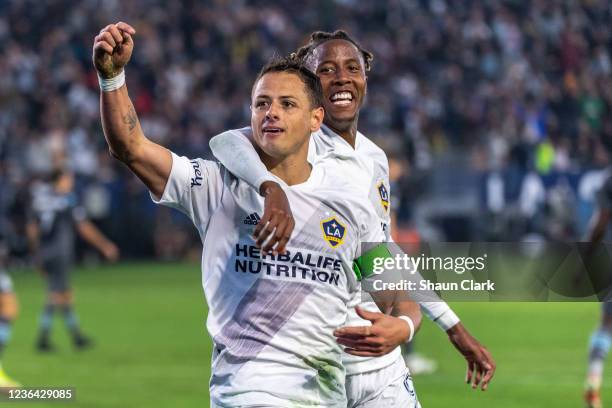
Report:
377,181,390,212
321,216,346,248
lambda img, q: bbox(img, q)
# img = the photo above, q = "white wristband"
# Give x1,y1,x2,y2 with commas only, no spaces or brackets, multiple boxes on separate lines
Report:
398,316,415,343
98,70,125,92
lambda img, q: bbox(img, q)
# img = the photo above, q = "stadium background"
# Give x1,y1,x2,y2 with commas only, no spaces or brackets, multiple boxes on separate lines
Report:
0,0,610,406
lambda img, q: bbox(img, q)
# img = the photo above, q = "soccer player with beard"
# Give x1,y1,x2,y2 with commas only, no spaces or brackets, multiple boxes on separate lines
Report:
93,22,421,407
210,31,496,406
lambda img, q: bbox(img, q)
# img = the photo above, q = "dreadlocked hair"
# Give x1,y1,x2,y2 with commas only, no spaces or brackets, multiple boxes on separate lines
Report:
291,30,374,72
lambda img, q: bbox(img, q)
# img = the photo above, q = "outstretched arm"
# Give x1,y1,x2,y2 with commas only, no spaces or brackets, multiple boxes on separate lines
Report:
93,21,171,198
210,129,295,254
385,153,495,390
392,249,495,390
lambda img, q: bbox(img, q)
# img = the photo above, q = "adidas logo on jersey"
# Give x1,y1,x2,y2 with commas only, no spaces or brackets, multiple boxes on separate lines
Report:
243,213,261,225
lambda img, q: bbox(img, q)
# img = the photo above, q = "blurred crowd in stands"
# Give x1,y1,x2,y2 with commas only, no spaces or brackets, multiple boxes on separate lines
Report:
1,0,612,260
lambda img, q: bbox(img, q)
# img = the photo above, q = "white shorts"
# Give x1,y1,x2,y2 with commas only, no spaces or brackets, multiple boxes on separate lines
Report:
346,356,421,408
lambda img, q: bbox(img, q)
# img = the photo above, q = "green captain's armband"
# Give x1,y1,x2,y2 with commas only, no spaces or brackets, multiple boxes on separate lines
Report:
352,243,393,281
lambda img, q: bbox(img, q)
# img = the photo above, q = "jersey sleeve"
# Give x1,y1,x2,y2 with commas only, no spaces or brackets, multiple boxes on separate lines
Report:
362,141,392,241
209,127,275,191
151,152,224,225
419,301,460,331
358,201,387,244
71,205,87,223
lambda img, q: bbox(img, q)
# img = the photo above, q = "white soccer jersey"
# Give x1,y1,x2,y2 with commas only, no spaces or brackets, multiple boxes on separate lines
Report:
209,125,461,377
152,152,385,407
308,125,402,374
309,125,392,239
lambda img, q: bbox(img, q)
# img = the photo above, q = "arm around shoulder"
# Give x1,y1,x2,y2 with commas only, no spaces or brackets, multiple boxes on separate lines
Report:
209,127,275,191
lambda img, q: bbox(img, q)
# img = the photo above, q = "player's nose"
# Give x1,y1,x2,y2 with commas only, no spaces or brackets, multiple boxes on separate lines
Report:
265,102,281,120
332,67,351,85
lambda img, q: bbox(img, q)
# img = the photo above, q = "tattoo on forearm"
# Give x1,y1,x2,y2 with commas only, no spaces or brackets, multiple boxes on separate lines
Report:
122,106,138,133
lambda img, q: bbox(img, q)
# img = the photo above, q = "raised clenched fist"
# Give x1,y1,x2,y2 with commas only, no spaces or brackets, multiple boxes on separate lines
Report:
93,22,136,79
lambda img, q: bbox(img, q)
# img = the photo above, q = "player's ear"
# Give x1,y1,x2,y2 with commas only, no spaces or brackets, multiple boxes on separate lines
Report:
310,106,324,132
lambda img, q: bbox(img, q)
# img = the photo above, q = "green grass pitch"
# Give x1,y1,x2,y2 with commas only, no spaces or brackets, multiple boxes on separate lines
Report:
2,262,604,407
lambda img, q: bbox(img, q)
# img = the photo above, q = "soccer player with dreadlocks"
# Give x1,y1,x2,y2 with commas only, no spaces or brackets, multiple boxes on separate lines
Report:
210,30,496,406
